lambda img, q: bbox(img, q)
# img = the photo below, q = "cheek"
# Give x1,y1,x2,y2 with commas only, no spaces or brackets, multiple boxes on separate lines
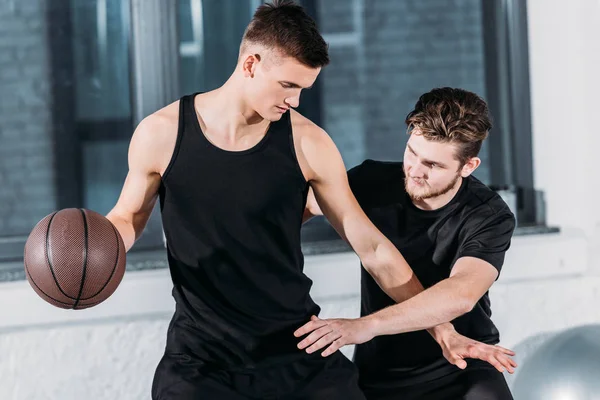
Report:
431,171,453,186
246,81,264,102
252,77,274,95
403,152,413,168
260,87,282,104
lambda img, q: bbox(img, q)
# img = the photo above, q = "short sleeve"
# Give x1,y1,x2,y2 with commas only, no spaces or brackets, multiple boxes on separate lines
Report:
456,211,516,275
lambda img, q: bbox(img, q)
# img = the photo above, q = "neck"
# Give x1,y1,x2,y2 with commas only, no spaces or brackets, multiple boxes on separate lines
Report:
412,177,463,211
201,75,269,141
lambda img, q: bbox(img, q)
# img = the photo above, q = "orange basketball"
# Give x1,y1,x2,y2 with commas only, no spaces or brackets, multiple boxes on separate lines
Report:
24,208,126,310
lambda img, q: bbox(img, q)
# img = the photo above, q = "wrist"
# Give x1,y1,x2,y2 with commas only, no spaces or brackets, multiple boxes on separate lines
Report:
362,314,383,337
430,323,455,344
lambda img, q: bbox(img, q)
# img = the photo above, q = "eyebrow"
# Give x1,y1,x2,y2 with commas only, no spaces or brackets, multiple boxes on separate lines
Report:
280,81,313,90
407,144,449,168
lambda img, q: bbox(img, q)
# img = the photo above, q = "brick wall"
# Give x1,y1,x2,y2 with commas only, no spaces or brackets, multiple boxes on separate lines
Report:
318,0,490,182
0,0,492,239
0,0,56,237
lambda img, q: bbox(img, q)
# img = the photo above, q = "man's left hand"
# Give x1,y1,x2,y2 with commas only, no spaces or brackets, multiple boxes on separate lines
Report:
436,328,518,373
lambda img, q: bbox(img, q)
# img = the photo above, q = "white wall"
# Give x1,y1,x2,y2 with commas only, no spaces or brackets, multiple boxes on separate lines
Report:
528,0,600,237
0,255,362,400
1,0,600,399
0,229,598,399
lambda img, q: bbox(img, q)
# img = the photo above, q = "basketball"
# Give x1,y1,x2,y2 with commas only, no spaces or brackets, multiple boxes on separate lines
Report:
24,208,126,310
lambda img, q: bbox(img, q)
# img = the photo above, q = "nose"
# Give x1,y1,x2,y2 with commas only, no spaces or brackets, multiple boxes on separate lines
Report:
409,163,427,179
284,92,300,109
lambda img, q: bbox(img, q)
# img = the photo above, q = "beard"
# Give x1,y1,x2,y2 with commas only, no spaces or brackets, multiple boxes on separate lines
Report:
404,173,461,202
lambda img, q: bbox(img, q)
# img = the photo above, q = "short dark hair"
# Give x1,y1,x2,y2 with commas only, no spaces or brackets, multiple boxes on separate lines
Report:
242,0,329,68
405,87,492,166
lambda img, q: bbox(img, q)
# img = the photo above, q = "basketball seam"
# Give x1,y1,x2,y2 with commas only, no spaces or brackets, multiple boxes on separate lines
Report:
74,300,103,310
25,260,75,307
77,211,122,301
72,209,89,309
46,211,78,301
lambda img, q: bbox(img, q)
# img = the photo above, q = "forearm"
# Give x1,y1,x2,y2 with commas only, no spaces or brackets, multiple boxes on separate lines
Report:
362,240,459,340
364,276,472,336
361,240,425,302
106,212,137,252
312,179,457,340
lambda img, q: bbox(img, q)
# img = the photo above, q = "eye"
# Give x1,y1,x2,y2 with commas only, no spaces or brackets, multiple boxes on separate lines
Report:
281,83,293,89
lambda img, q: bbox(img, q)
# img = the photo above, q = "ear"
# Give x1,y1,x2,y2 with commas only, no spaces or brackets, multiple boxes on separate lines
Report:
460,157,481,177
242,53,261,78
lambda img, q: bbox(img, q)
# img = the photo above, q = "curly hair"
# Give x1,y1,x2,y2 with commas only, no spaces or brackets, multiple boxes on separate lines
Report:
405,87,492,166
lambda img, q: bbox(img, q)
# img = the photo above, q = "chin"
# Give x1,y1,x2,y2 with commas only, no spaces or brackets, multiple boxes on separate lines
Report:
406,186,429,200
266,112,283,122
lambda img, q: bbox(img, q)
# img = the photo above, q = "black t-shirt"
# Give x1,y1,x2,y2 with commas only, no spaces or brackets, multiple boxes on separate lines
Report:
349,160,516,387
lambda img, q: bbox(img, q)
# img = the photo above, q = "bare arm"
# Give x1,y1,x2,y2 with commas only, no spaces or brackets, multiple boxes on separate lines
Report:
106,113,176,251
296,125,463,331
303,181,502,332
365,257,498,335
302,187,320,223
365,211,516,335
302,182,486,334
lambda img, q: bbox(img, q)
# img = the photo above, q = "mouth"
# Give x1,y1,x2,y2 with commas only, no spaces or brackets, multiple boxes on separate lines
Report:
410,178,426,187
276,106,289,113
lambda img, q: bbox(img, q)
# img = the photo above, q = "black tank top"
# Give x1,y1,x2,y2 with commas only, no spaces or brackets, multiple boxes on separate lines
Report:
158,93,319,370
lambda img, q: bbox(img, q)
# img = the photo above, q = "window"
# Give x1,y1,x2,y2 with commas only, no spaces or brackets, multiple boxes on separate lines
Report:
179,0,257,94
302,0,539,247
0,0,539,265
175,0,538,247
0,0,134,262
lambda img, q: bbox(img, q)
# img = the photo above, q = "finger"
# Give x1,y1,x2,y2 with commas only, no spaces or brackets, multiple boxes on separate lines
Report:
489,348,518,370
443,350,467,369
493,349,518,367
495,354,515,374
452,356,467,370
294,319,328,337
306,331,342,354
503,355,518,369
310,315,321,322
494,345,516,356
485,355,505,373
297,325,332,349
321,338,344,357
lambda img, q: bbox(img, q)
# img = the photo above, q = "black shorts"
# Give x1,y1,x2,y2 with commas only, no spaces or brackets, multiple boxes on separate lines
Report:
360,366,513,400
152,351,366,400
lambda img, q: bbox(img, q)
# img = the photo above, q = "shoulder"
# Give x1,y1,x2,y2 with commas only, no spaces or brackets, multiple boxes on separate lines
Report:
129,100,180,175
465,177,514,214
288,109,343,182
139,100,180,136
461,177,516,230
289,109,334,149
